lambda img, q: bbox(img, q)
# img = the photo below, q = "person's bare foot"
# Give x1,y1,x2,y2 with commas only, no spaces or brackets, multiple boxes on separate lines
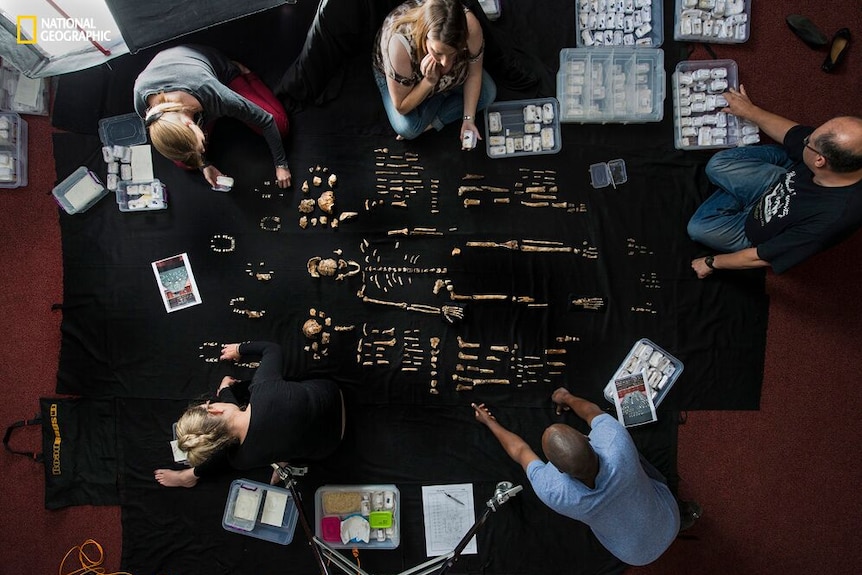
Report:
154,468,198,488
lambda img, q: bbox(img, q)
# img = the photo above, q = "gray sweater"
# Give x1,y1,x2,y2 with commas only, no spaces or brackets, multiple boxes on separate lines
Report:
134,44,287,166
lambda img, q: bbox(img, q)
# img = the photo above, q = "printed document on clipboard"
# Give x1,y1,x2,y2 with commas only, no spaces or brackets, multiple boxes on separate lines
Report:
421,483,477,557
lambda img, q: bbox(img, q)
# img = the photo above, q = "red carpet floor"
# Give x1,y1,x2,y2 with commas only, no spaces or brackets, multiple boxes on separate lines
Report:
1,0,861,572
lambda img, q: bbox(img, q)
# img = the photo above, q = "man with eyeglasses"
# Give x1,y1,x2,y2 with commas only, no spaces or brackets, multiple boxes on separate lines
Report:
472,388,692,566
687,85,862,278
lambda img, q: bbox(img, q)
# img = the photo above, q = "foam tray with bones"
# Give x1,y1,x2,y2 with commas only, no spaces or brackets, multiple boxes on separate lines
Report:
674,0,750,44
576,0,663,48
484,97,562,158
603,338,684,407
116,179,168,212
672,59,760,150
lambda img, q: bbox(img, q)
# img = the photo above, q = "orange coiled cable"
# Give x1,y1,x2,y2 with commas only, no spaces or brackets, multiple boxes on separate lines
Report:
59,539,134,575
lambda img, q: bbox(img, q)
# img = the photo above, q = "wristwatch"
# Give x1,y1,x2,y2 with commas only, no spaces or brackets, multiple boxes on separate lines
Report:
704,255,716,269
463,115,474,121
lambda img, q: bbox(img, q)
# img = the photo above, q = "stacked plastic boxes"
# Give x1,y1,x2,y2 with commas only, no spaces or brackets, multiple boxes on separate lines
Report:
557,47,664,123
0,112,27,188
0,61,50,116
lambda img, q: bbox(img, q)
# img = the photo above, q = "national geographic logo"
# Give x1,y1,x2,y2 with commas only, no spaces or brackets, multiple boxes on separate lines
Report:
16,16,112,44
50,403,61,476
16,16,36,44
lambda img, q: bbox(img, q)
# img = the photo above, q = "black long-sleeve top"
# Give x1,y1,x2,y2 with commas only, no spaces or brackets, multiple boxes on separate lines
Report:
194,341,342,478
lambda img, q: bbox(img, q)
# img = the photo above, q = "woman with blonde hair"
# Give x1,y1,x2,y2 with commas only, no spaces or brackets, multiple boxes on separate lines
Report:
372,0,496,145
134,44,292,189
154,341,344,487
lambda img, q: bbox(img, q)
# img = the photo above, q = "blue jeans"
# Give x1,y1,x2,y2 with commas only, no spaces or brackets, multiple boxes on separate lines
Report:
687,145,794,252
373,68,497,140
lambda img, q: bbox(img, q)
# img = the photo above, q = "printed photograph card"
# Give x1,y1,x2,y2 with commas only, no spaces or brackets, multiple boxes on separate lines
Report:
612,372,658,427
151,253,202,313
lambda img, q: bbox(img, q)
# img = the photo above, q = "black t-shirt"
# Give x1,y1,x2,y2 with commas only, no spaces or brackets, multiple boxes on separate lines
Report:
745,125,862,273
228,341,342,469
195,341,342,478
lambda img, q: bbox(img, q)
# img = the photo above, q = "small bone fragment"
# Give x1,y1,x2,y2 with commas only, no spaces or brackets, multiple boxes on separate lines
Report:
472,378,510,385
519,245,572,253
467,366,494,374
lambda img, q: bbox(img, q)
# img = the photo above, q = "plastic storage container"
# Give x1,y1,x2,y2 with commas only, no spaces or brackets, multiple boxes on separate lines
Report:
484,98,561,158
0,112,27,188
315,484,400,549
576,0,663,47
589,159,627,188
222,479,299,545
477,0,501,20
98,113,147,147
52,167,108,214
672,59,759,150
116,179,168,212
0,62,50,116
557,47,664,124
674,0,750,44
603,338,684,407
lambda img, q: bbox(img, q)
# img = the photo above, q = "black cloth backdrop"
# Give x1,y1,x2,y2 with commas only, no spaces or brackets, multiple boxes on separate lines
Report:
118,397,669,574
106,0,288,55
54,126,767,408
50,0,768,573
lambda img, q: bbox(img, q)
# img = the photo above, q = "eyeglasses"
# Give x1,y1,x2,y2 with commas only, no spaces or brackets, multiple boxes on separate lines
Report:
803,135,824,157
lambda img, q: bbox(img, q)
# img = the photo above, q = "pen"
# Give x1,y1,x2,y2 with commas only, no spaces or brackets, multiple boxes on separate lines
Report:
443,491,465,506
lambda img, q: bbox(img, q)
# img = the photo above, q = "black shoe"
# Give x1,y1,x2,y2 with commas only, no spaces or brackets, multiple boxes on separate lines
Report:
786,14,828,48
678,500,703,532
822,28,852,72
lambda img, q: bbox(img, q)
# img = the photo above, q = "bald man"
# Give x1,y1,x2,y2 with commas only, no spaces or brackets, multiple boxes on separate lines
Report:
472,388,681,566
687,86,862,278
